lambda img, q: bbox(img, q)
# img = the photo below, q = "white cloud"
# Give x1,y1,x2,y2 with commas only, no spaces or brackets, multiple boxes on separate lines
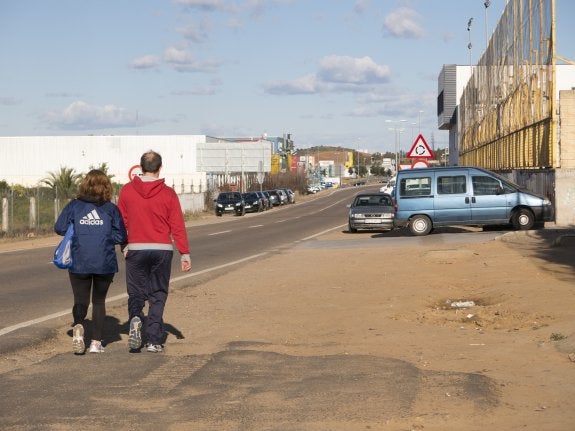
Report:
264,55,390,95
129,55,161,70
318,55,390,84
164,46,222,73
383,7,424,39
42,101,150,130
264,75,320,95
164,47,195,65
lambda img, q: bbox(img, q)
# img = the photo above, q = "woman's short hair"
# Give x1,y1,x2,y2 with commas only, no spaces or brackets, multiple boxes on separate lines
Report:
78,169,113,202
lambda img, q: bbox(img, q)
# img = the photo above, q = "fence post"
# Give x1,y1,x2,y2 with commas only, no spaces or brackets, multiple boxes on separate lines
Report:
54,198,60,222
29,196,37,230
1,197,8,233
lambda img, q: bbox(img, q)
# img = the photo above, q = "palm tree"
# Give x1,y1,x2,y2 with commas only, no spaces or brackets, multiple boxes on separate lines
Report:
42,166,82,200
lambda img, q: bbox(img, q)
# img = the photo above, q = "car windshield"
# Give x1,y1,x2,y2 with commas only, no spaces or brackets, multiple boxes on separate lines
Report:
354,195,392,206
219,192,240,200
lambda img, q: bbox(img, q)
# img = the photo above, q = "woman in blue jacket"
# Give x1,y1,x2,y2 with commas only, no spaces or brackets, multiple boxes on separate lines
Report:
55,170,127,354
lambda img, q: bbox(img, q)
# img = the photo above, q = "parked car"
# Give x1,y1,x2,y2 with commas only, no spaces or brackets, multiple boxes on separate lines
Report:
215,192,245,216
256,191,271,210
264,190,279,206
266,189,288,206
282,188,296,204
242,192,264,213
347,192,394,233
306,184,320,194
275,189,289,205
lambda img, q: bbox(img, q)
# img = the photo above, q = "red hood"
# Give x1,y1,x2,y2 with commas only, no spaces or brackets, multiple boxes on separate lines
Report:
131,176,166,199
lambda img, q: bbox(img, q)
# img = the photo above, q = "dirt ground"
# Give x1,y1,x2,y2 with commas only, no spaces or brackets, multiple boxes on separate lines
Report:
2,217,575,430
167,226,575,430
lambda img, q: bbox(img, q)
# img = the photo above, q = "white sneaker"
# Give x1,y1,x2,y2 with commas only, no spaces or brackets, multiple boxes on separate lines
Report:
128,316,142,350
146,344,164,353
72,324,85,354
89,340,105,353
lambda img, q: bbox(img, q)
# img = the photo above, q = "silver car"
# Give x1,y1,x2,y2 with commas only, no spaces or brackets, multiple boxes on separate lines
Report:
347,192,394,233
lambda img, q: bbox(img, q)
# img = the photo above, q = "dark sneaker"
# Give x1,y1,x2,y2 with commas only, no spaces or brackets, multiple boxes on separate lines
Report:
146,344,164,353
128,316,142,350
72,323,85,354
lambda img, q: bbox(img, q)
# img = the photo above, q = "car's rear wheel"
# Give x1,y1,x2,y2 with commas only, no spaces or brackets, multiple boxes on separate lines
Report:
409,215,432,236
512,208,535,230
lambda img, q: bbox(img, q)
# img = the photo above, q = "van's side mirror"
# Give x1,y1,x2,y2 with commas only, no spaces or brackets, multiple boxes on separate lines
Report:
496,186,504,195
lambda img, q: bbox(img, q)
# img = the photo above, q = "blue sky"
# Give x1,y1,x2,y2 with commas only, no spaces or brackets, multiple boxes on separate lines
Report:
1,0,574,154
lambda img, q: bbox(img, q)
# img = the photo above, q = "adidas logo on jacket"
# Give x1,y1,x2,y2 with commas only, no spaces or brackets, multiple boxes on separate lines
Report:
80,209,104,225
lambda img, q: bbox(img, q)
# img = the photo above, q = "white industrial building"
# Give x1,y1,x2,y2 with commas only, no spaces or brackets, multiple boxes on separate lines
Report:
0,135,272,191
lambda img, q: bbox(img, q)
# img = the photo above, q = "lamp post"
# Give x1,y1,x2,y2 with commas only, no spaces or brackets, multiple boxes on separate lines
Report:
385,119,406,174
484,1,490,52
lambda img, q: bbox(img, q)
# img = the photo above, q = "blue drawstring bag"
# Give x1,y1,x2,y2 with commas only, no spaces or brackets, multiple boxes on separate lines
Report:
53,223,74,269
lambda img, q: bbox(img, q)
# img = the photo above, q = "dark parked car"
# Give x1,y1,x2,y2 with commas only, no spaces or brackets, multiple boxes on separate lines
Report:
215,192,245,216
347,192,394,233
282,188,296,204
242,192,264,213
262,191,275,208
256,191,271,210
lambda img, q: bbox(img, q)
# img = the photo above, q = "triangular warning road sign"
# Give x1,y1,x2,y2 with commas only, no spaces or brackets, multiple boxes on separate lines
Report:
407,134,434,159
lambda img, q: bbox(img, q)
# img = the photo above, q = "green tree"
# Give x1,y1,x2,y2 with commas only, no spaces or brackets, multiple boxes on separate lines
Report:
0,179,10,196
42,166,82,199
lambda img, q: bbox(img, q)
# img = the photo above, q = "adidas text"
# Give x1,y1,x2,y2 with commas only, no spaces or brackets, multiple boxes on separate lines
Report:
80,219,104,225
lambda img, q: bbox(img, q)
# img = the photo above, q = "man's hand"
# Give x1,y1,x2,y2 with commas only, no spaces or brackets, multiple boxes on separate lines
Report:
181,260,192,272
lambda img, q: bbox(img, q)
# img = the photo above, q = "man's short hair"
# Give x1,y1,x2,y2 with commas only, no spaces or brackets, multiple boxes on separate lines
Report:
140,150,162,173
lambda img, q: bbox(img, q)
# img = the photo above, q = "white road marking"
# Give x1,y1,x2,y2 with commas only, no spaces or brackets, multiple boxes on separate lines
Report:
209,230,232,236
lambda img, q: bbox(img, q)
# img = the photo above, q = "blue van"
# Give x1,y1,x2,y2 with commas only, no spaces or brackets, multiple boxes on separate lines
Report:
394,167,554,236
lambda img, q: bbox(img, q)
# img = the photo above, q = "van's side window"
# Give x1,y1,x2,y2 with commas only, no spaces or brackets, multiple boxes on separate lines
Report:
437,175,467,194
472,176,503,195
399,176,432,197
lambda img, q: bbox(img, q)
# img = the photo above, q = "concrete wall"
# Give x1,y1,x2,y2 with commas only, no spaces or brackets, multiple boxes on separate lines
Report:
555,90,575,226
554,169,575,226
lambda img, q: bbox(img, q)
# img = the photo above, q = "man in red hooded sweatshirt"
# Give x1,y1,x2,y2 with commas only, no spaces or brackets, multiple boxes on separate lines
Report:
118,150,192,353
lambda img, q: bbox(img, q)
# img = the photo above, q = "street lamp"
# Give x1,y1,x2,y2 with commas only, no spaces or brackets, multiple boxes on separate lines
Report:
385,119,406,174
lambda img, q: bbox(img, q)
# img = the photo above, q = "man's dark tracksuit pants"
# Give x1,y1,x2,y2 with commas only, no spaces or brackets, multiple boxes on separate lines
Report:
126,249,173,345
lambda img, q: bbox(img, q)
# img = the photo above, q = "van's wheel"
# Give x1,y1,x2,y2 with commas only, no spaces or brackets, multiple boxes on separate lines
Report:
512,208,535,230
348,223,357,233
409,215,432,236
